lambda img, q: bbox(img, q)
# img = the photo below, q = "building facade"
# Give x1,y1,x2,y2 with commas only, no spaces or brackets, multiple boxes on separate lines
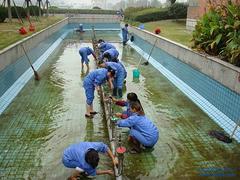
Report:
186,0,240,30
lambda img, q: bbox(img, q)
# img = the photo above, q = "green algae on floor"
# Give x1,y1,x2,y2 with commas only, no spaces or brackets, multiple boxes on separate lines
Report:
0,31,240,179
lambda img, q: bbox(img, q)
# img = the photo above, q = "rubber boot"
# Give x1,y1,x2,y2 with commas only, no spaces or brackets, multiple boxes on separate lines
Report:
118,88,123,98
112,87,117,97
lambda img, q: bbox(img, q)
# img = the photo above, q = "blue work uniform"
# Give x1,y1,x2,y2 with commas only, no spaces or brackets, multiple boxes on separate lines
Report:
79,47,94,64
83,68,108,105
117,114,159,147
115,100,132,118
102,48,119,62
99,42,116,53
105,62,126,89
122,102,132,117
122,26,128,44
62,142,108,176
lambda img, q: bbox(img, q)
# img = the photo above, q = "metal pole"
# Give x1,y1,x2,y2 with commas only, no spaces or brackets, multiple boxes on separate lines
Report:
230,120,239,139
26,0,30,18
7,0,12,22
38,0,41,16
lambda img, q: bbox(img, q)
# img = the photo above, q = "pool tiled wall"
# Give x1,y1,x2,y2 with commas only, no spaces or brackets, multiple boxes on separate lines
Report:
129,29,240,140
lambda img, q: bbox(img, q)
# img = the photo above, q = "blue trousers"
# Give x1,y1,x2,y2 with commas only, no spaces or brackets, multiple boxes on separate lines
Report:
84,84,95,105
130,129,158,147
113,73,125,89
62,154,79,168
79,50,89,64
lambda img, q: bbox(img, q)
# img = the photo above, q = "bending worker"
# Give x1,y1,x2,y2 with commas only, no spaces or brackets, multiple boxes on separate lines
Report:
99,61,127,98
83,68,115,118
79,47,97,69
98,39,116,53
62,142,118,179
101,48,119,62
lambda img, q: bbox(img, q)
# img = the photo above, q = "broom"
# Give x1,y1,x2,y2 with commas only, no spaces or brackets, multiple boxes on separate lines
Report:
21,44,40,81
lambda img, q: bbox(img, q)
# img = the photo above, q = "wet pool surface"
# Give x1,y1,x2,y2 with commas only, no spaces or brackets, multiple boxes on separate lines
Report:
0,31,240,179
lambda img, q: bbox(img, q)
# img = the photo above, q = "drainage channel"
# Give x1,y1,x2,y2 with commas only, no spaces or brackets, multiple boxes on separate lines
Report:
91,27,124,180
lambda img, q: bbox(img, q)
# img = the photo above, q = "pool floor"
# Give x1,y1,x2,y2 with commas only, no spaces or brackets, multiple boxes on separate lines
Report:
0,32,240,179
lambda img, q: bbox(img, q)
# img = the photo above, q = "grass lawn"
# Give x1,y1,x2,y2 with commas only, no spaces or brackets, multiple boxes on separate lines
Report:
144,19,192,47
0,16,64,50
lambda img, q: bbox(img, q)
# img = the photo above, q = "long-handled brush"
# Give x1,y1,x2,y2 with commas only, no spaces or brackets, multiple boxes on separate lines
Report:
142,38,158,66
21,44,40,81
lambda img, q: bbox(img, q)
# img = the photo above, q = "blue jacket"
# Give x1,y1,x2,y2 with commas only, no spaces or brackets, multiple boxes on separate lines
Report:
117,114,159,145
105,62,125,77
99,42,116,52
63,142,108,176
103,48,119,61
83,68,108,87
79,47,94,56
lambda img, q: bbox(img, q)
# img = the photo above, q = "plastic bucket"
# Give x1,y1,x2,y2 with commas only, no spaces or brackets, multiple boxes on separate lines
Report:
133,69,140,78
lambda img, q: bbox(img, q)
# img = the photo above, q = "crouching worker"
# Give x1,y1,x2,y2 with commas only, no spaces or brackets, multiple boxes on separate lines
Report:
79,47,97,70
117,102,159,153
83,68,115,118
62,142,118,180
110,92,141,119
99,61,127,98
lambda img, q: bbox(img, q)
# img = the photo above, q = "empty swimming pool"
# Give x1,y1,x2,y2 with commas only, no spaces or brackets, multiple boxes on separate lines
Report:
0,27,240,179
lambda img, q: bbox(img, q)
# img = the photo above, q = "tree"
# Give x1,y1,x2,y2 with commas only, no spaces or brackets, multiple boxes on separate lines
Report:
168,0,176,5
150,0,160,7
92,6,101,9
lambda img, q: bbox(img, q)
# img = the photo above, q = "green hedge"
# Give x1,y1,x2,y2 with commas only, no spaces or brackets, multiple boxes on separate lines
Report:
169,3,188,19
0,7,7,22
124,3,188,23
11,6,26,18
134,8,169,23
45,8,116,15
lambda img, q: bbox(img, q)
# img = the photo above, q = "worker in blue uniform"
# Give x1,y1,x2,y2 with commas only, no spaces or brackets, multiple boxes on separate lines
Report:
79,47,97,69
110,92,142,119
62,142,118,179
98,39,116,53
98,61,127,98
122,24,129,46
117,102,159,153
101,48,119,62
83,68,115,118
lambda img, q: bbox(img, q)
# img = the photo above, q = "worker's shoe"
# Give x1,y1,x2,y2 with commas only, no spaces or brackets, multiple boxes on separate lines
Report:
85,114,93,118
118,88,123,98
129,147,141,154
112,88,117,97
90,111,98,115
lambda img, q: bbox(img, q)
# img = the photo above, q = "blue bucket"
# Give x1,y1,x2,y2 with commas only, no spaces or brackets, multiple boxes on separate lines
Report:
133,69,140,78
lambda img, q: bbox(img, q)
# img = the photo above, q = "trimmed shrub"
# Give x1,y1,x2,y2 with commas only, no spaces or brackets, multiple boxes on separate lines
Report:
45,8,116,15
11,6,26,19
29,6,43,16
124,3,188,23
169,3,188,19
134,8,169,23
0,7,7,22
